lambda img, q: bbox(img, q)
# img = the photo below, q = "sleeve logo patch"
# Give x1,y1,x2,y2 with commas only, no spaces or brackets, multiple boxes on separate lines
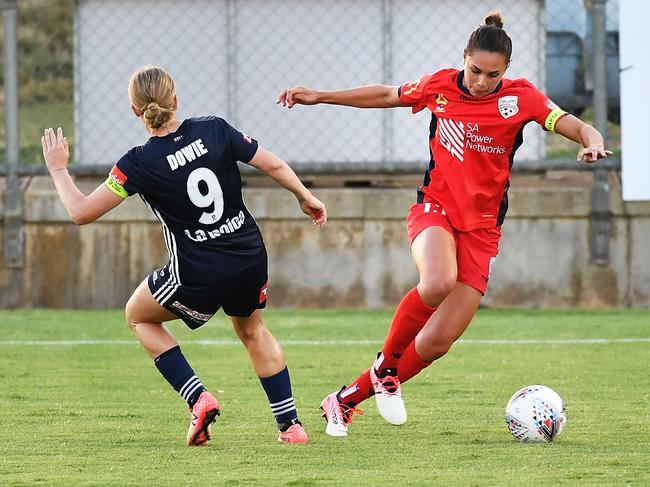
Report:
105,165,129,198
498,96,519,119
243,133,253,144
109,165,128,185
403,78,422,96
545,99,559,110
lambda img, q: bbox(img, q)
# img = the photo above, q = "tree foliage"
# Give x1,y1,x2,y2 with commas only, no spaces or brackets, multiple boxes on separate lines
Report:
0,0,74,105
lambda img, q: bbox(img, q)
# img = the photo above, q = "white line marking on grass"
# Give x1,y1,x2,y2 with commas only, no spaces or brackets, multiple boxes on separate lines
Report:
0,338,648,346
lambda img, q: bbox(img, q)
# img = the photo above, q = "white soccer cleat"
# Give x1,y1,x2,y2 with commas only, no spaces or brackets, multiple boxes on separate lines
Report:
370,367,407,425
319,390,364,437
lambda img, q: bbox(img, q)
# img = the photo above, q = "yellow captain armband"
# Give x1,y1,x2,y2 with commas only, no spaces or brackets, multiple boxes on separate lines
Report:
544,107,567,132
105,166,130,199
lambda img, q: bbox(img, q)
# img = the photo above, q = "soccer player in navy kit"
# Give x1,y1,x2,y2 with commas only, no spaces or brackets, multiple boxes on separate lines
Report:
279,11,612,436
41,65,327,445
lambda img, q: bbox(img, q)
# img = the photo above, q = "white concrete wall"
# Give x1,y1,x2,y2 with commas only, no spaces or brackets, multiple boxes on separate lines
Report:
2,174,649,309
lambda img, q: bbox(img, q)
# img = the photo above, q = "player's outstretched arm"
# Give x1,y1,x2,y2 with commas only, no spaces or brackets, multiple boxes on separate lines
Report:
41,127,124,225
277,85,403,109
248,147,327,227
554,115,613,163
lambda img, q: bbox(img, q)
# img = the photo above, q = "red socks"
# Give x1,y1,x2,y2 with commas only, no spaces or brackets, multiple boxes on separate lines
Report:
337,288,436,408
378,288,436,371
397,340,433,383
338,340,433,407
338,368,373,406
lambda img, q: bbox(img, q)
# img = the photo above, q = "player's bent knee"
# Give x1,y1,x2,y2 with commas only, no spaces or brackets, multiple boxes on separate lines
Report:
124,305,134,331
233,322,265,344
418,277,456,306
124,301,140,333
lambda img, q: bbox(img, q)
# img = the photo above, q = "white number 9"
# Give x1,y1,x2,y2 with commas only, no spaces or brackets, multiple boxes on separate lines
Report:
186,167,224,224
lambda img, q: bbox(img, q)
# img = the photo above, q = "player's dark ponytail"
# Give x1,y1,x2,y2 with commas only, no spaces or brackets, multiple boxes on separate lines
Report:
465,10,512,65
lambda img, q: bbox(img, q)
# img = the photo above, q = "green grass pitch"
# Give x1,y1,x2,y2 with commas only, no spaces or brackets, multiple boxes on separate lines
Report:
0,308,648,486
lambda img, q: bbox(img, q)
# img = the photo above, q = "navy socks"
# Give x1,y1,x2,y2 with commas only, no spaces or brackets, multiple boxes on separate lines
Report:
259,366,299,428
154,346,205,407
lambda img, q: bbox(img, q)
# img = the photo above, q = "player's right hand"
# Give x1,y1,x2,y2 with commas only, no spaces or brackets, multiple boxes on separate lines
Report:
299,194,327,228
277,87,320,108
41,127,70,174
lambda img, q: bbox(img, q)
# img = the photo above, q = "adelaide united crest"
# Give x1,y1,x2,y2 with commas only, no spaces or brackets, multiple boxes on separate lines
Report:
435,93,448,112
498,95,519,119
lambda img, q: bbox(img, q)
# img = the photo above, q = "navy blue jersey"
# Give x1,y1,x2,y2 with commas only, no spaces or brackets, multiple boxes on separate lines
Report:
105,116,264,285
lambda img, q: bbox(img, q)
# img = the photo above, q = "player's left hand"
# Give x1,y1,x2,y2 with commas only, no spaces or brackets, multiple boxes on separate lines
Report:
299,195,327,227
42,127,70,174
577,145,613,163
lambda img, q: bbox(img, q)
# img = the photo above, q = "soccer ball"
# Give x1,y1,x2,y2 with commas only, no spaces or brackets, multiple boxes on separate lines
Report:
505,385,567,442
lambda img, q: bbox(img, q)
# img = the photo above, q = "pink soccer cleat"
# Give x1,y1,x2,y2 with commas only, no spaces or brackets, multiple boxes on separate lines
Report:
278,422,309,444
320,390,364,437
187,391,221,446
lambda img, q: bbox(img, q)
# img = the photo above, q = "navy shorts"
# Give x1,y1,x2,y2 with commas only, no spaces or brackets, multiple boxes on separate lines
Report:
148,252,268,329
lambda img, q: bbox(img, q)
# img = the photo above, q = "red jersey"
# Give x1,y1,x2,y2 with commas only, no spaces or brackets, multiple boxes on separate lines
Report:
399,68,566,231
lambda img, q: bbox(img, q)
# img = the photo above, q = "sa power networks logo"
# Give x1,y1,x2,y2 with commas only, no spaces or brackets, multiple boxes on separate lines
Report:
438,120,508,161
498,95,519,118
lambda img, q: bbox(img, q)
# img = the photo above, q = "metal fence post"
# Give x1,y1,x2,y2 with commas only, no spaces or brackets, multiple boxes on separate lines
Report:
2,0,24,268
382,0,393,165
226,0,237,126
589,0,611,265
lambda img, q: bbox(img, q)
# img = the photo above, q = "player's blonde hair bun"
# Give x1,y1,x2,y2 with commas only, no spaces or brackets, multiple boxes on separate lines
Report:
128,66,176,129
141,101,174,130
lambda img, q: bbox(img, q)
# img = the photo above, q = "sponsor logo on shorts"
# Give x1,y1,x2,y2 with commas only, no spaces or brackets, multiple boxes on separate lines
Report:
424,202,446,215
152,267,165,285
259,282,268,304
488,256,496,277
481,258,497,284
170,301,213,324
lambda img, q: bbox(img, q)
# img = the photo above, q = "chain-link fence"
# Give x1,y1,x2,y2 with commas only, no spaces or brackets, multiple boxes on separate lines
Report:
1,0,621,169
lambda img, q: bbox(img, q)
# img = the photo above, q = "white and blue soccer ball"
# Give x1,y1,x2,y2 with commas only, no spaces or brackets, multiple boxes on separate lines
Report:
505,385,567,442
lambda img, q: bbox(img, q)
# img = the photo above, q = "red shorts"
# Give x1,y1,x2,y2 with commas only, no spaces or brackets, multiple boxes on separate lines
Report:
406,201,502,294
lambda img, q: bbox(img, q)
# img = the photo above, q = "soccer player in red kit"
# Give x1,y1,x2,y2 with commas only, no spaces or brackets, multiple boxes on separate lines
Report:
279,11,612,436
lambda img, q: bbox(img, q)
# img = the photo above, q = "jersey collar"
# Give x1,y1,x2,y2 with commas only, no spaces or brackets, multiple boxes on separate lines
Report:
148,119,188,143
456,70,503,98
